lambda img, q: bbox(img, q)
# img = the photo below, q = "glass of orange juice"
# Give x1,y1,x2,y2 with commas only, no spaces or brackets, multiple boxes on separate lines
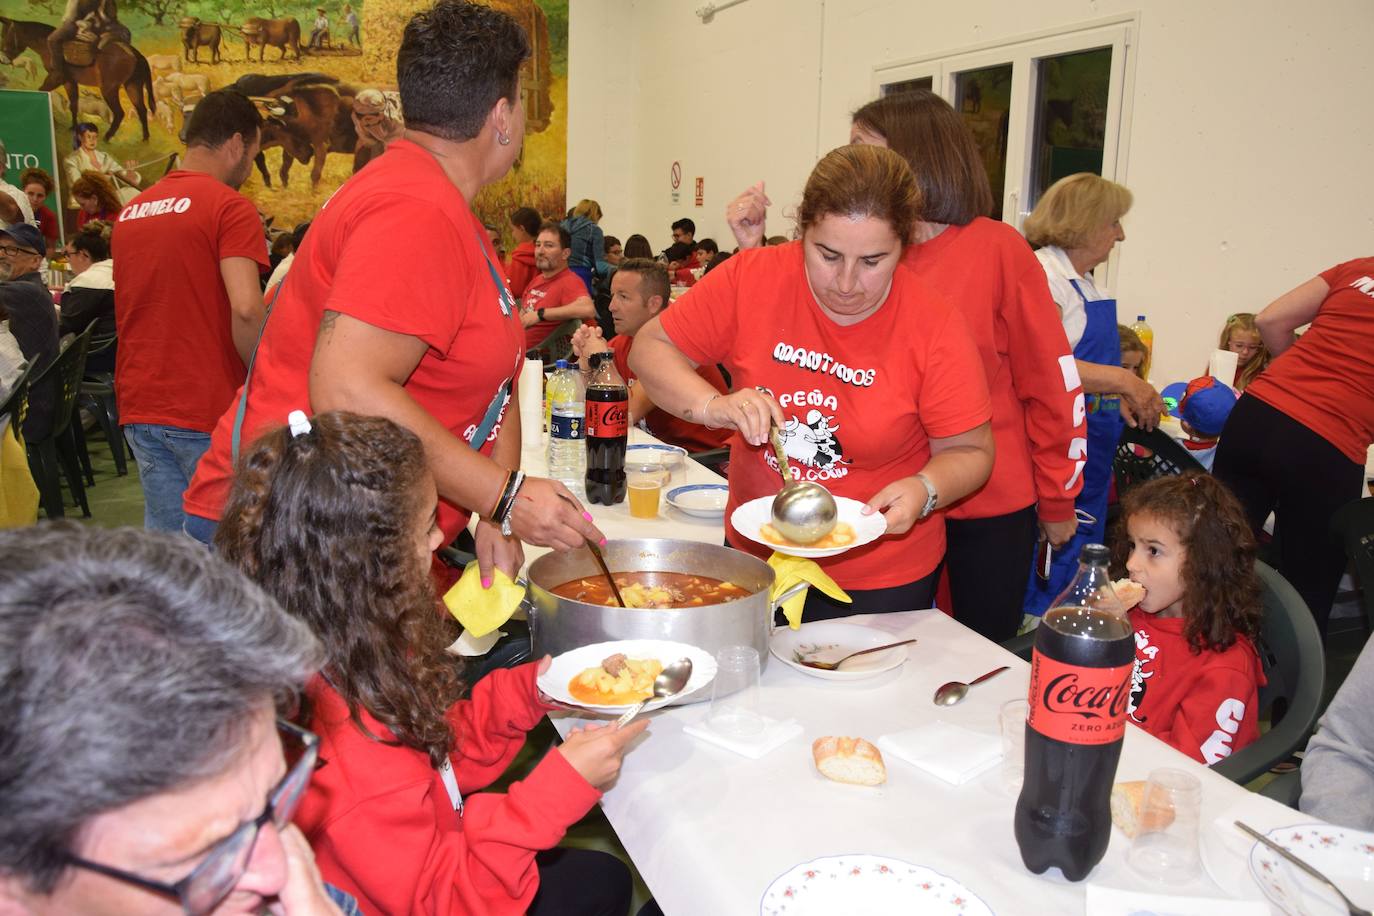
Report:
627,464,671,519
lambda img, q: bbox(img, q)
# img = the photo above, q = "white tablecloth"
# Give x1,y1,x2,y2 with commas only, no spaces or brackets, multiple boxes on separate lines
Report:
552,610,1300,915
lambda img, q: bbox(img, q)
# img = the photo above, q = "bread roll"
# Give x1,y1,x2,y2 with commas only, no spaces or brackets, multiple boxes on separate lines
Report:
1112,578,1146,608
1110,780,1176,837
812,736,886,786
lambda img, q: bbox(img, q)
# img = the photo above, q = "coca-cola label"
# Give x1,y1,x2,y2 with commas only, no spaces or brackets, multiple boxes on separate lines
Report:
585,400,628,438
1026,651,1133,745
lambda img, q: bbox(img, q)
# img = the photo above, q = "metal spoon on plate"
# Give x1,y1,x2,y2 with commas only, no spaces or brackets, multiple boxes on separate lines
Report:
932,666,1010,706
769,422,837,545
614,658,693,727
797,638,918,671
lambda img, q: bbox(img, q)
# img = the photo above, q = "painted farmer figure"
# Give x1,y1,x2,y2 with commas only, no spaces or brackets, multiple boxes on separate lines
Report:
46,0,129,83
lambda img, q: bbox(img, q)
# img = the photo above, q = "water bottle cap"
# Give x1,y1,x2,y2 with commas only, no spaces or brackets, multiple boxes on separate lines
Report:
1080,543,1111,564
555,359,569,369
1136,315,1146,321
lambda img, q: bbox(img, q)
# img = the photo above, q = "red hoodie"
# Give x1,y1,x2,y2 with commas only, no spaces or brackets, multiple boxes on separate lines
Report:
900,218,1083,523
1126,608,1264,765
294,664,601,915
506,242,538,300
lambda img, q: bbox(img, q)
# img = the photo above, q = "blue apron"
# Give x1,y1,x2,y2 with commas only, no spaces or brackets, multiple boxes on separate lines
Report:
1022,278,1123,618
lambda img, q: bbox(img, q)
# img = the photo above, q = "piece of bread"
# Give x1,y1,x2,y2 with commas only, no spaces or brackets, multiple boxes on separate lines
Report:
812,736,886,786
1112,578,1146,608
1110,780,1176,837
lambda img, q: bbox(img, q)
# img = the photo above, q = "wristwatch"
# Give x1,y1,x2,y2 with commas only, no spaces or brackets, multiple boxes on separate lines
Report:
536,307,547,322
915,472,938,520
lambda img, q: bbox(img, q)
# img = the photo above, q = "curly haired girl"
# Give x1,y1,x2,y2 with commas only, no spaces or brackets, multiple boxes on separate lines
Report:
1110,473,1265,765
216,410,647,916
1218,312,1271,391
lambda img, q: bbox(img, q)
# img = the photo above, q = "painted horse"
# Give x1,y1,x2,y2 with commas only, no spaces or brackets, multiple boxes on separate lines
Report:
0,16,155,141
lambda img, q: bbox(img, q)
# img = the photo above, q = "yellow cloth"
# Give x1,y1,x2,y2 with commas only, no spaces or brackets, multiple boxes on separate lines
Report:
0,423,38,528
442,562,526,638
768,552,850,629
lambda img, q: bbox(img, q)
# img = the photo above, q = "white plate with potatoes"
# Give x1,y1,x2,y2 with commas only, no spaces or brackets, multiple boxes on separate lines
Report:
538,639,717,714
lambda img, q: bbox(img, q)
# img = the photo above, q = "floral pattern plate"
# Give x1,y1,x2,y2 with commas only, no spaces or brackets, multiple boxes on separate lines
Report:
759,855,992,915
1247,823,1374,915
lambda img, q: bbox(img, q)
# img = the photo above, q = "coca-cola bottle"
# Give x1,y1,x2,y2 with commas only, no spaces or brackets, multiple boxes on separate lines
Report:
1014,543,1135,882
584,352,628,505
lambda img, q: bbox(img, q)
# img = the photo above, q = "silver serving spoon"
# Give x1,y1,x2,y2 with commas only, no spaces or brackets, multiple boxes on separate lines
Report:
769,423,837,544
932,666,1010,706
614,658,693,727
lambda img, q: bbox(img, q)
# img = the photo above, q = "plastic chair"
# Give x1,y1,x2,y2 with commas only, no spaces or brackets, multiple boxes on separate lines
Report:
1331,497,1374,634
687,446,729,478
26,325,95,519
1112,425,1205,496
533,319,582,364
0,360,34,447
1214,561,1326,785
78,332,127,476
1259,769,1302,809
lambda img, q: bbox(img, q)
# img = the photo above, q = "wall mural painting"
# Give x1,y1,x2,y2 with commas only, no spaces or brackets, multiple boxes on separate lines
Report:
0,0,566,233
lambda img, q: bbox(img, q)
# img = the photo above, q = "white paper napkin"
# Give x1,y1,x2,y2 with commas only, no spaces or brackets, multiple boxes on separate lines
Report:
876,721,1002,785
446,629,506,657
1084,883,1269,915
683,714,802,759
1208,349,1240,387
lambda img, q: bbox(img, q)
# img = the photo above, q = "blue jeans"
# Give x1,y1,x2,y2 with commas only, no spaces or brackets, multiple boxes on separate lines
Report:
123,423,211,532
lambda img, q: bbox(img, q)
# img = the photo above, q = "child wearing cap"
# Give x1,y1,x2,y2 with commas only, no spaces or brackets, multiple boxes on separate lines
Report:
1162,376,1237,471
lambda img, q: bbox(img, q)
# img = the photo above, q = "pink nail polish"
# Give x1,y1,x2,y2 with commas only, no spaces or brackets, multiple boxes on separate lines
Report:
583,511,594,521
599,537,608,546
481,577,492,589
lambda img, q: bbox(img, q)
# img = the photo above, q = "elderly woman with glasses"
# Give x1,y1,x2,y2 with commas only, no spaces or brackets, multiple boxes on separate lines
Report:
0,524,356,916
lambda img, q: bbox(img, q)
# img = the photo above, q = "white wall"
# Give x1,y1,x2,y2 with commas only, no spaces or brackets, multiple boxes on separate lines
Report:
568,0,1374,386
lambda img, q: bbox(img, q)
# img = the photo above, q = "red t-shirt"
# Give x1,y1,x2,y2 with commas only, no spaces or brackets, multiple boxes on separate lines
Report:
1243,257,1374,464
506,241,537,299
297,665,601,916
1126,609,1264,765
658,242,991,589
901,218,1083,522
608,333,731,452
183,141,525,539
521,267,589,349
112,170,267,431
35,205,60,249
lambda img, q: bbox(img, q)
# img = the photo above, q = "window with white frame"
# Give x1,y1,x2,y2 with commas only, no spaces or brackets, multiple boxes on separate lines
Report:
872,17,1136,281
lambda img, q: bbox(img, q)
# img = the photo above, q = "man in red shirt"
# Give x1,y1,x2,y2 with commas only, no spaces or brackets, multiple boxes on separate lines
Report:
520,220,595,350
570,258,730,452
112,89,266,532
505,205,539,298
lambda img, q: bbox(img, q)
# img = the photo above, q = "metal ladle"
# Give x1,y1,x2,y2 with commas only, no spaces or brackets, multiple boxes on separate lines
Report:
769,423,837,545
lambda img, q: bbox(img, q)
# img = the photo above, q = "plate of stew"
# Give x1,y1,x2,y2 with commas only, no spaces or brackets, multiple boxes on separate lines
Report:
731,496,887,558
539,639,718,714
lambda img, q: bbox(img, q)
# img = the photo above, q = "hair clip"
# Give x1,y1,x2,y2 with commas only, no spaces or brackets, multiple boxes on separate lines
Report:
288,410,312,438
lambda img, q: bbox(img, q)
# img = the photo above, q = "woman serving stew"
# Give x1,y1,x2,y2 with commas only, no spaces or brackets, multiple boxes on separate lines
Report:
630,145,995,619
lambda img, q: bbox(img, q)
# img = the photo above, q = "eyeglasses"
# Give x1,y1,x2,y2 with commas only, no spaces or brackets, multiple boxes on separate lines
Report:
0,245,39,258
64,719,318,916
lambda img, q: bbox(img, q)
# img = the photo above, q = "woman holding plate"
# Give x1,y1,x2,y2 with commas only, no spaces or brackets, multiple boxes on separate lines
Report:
631,145,995,619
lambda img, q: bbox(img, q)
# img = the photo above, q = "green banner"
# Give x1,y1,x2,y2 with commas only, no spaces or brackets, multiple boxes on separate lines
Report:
1,89,61,239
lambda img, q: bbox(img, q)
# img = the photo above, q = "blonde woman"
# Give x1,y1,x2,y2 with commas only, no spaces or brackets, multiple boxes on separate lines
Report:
1022,172,1164,618
561,198,606,294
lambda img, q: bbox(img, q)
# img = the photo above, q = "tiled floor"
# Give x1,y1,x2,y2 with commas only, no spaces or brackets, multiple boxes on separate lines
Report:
66,427,1370,908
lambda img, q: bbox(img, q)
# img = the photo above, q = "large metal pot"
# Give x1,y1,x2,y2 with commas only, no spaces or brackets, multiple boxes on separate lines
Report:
527,538,802,687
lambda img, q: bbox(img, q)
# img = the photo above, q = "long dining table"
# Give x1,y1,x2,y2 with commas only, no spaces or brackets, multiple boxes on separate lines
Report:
521,432,1305,914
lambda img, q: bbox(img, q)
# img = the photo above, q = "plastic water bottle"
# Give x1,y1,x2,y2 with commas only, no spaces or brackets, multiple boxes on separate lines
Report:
1129,315,1153,380
547,359,586,486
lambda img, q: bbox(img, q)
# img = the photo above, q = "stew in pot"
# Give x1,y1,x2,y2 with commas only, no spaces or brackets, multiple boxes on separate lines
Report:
551,571,751,608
